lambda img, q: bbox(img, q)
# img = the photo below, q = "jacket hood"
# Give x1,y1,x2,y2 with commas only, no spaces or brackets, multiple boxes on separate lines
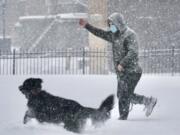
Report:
108,13,127,33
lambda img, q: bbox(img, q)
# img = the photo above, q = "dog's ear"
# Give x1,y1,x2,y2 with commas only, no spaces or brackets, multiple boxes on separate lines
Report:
23,78,33,87
36,78,43,84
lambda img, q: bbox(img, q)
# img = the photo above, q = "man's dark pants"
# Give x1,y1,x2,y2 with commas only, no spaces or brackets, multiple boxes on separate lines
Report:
117,72,144,119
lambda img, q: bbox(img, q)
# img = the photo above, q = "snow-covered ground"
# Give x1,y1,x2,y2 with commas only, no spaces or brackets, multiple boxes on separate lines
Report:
0,75,180,135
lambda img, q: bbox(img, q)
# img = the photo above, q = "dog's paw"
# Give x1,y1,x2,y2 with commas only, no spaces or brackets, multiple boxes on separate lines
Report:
23,115,31,124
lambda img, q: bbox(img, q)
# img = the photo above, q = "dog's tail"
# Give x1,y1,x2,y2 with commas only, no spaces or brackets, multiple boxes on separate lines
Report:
90,94,114,124
99,94,114,113
92,94,114,123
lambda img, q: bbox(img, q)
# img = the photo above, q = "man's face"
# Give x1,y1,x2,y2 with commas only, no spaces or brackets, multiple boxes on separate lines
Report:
108,20,118,33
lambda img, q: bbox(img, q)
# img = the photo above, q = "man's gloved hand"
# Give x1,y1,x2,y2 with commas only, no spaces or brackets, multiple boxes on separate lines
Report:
79,19,88,27
117,64,124,72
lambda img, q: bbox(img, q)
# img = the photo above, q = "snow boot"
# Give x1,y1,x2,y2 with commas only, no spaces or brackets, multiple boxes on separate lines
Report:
143,97,157,117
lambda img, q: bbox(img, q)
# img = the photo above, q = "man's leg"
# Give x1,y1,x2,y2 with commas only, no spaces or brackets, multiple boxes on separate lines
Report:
129,73,157,117
130,94,145,104
131,94,157,117
117,77,131,120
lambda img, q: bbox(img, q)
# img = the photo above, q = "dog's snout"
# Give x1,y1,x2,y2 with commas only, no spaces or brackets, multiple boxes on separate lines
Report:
19,85,23,91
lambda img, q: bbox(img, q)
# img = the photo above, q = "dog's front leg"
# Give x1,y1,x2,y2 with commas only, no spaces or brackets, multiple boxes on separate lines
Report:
23,113,30,124
23,108,35,124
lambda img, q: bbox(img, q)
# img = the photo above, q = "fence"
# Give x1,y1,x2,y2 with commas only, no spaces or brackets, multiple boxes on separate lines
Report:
0,47,180,75
139,46,180,75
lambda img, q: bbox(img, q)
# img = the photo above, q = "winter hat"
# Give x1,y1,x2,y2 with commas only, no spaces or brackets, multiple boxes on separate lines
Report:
108,12,127,32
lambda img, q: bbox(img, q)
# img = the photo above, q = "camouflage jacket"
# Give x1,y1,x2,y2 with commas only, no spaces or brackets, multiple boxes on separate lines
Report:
85,13,142,74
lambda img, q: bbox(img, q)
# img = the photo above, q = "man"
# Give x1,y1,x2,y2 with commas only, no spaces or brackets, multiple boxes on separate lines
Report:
79,13,157,120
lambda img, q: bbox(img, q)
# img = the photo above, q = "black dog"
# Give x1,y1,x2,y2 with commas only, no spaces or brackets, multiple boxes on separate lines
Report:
19,78,114,132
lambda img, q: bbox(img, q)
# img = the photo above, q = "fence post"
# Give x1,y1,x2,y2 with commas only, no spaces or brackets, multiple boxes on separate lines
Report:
172,45,175,76
12,49,16,75
82,48,85,75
